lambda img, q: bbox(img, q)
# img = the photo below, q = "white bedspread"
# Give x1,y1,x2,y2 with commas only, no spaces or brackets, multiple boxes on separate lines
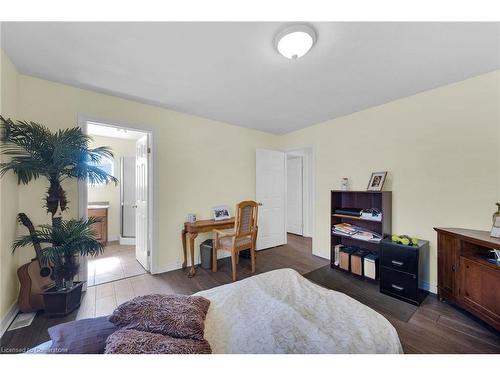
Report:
196,268,403,354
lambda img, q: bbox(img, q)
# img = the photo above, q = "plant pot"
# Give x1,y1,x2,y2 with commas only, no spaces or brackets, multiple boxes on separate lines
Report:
42,281,83,317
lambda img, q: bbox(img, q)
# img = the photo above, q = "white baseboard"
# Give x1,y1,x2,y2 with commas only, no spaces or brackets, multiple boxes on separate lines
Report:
108,235,119,242
0,303,19,338
119,236,135,246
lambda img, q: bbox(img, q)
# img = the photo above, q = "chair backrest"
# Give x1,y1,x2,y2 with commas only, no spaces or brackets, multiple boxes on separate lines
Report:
234,200,258,238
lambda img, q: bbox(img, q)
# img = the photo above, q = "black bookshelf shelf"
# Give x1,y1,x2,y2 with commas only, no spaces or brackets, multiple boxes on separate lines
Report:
332,213,383,223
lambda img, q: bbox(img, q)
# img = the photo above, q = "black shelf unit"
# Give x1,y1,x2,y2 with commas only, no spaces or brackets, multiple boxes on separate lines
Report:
330,190,392,278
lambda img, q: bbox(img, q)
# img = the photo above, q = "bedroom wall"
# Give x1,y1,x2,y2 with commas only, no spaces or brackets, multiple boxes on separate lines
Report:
279,70,500,292
14,74,279,274
88,135,137,242
0,49,25,324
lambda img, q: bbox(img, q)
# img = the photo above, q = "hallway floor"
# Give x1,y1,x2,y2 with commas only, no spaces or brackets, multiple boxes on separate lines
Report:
87,243,147,286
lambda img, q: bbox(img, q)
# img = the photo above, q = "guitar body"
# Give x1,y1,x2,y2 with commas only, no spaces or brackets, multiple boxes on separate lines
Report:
17,261,54,312
16,213,55,313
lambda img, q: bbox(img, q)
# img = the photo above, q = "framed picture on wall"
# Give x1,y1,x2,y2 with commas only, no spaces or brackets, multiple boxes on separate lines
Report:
212,205,231,221
367,171,387,191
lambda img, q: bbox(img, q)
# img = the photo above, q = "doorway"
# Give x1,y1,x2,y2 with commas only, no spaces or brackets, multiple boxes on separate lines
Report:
286,147,314,238
287,155,303,235
255,146,314,251
78,118,154,287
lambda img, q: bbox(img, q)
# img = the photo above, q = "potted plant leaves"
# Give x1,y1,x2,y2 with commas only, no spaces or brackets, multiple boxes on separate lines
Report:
0,116,117,315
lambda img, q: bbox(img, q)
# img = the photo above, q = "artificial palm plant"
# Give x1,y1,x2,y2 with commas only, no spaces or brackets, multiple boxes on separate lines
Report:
0,116,118,289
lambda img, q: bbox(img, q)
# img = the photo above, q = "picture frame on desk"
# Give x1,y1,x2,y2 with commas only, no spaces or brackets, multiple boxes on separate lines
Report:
212,205,231,221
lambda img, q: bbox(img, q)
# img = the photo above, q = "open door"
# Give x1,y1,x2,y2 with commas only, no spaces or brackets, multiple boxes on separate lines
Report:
135,135,149,270
287,156,303,235
256,149,286,250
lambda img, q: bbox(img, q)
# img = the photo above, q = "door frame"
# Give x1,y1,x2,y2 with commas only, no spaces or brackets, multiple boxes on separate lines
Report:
284,145,315,240
286,154,304,236
77,114,158,276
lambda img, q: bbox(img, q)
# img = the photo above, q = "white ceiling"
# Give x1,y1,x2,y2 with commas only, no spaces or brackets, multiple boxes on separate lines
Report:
2,22,499,134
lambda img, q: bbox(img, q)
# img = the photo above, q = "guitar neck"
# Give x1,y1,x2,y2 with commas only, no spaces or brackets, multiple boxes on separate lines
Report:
17,213,45,265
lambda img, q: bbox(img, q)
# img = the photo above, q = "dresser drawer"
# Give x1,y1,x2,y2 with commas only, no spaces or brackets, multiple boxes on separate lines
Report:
380,242,418,275
380,266,418,303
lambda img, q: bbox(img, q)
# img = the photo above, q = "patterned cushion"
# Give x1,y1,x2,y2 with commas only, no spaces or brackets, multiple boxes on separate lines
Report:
219,236,252,249
105,329,212,354
109,294,210,340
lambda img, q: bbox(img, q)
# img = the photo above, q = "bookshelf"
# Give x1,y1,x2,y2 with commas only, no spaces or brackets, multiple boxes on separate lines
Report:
330,190,392,274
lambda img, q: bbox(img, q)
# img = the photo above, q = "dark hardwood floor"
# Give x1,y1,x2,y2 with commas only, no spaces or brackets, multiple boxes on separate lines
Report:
1,233,498,353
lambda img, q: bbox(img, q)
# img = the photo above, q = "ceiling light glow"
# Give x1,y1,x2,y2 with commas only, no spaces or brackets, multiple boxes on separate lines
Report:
275,25,317,60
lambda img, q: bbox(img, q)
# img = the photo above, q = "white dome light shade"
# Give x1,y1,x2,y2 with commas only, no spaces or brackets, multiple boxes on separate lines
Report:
275,25,317,59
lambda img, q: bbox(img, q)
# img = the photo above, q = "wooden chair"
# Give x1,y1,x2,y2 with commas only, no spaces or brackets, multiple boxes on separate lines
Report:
212,200,259,281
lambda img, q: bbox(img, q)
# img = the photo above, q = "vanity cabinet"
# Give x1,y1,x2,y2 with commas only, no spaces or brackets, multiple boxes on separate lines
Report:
88,207,108,245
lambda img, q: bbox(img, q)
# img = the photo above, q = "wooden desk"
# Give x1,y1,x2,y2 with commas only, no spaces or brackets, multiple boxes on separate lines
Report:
182,218,235,277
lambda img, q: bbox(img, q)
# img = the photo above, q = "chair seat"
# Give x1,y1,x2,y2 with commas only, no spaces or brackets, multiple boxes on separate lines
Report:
219,236,252,250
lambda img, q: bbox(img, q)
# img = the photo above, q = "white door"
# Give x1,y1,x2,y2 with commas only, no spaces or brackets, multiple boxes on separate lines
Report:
135,135,149,270
256,149,286,250
121,157,136,238
287,156,303,235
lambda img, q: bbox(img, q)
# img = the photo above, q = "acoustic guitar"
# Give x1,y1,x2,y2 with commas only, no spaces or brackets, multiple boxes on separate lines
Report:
16,213,55,313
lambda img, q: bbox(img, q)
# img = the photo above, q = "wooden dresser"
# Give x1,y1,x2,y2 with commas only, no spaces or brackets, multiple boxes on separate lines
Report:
434,228,500,331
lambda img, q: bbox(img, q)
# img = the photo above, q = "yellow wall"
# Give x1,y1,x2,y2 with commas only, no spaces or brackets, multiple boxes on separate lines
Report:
15,74,278,274
279,70,500,291
88,135,136,241
0,50,23,322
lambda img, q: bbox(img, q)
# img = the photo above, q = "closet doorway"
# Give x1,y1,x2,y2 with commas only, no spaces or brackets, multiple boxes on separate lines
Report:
286,146,314,239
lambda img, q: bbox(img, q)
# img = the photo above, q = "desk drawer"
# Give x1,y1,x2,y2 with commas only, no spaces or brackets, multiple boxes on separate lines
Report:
380,242,418,275
380,266,418,302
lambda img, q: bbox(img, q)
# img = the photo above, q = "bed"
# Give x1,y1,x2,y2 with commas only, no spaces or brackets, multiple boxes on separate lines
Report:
29,268,403,354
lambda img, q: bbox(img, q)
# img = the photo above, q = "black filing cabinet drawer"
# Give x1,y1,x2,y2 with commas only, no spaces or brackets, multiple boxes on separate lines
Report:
380,238,429,306
380,242,418,275
380,266,418,303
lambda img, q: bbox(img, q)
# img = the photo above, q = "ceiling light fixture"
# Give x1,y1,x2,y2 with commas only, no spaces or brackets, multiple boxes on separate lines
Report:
275,25,317,60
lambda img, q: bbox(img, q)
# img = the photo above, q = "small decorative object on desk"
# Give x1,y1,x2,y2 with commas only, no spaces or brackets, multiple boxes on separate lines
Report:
340,177,349,191
212,205,231,221
367,171,387,191
187,213,196,223
491,203,500,238
391,234,419,246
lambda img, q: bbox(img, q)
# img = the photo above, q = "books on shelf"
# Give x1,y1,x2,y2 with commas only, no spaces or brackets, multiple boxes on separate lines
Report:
332,223,382,243
360,212,382,221
352,231,382,243
333,223,357,235
334,208,362,217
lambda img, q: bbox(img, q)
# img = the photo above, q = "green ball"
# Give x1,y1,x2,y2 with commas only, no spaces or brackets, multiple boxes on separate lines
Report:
412,238,419,246
401,238,410,245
